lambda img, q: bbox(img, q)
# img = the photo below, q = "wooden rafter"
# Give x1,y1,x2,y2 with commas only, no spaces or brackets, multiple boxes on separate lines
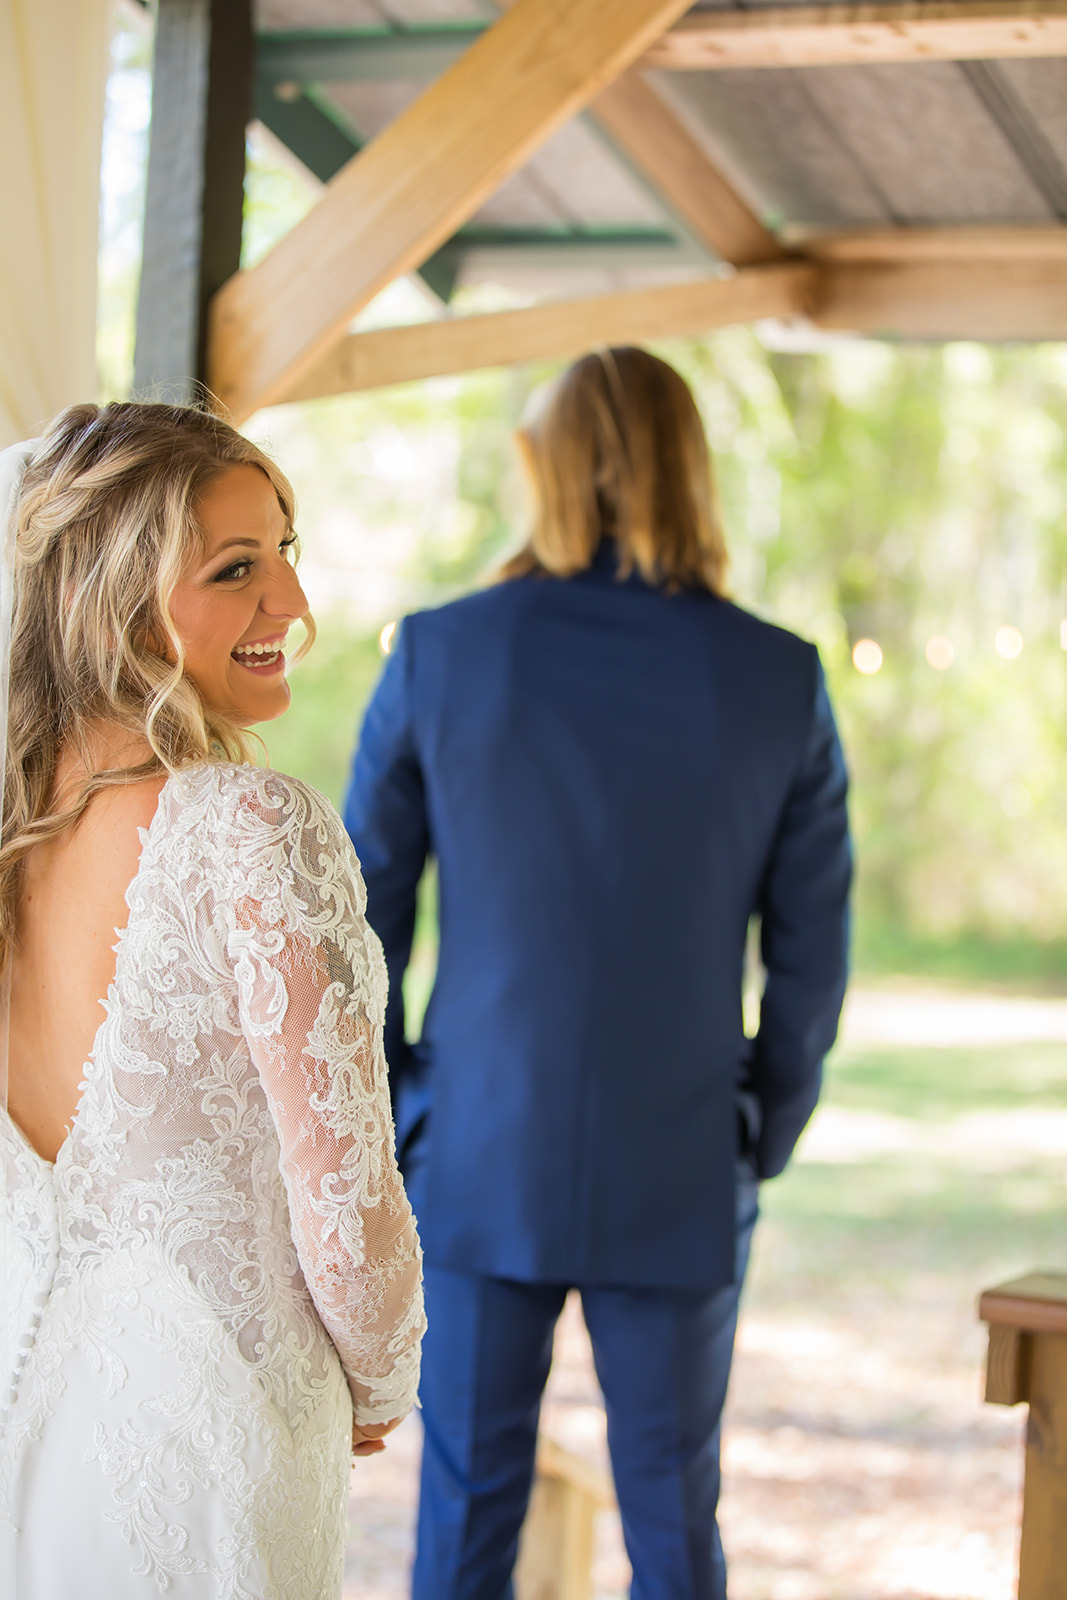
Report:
266,226,1067,402
278,265,817,402
814,258,1067,339
207,0,695,421
796,225,1067,262
643,1,1067,71
589,72,785,268
256,3,1067,81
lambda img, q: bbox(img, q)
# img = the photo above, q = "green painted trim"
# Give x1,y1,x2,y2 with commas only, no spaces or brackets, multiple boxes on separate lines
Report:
254,82,359,184
256,28,482,85
432,227,700,276
445,227,679,247
254,83,462,300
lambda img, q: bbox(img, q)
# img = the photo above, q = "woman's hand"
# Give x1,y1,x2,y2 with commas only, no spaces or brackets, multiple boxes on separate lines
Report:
352,1414,403,1458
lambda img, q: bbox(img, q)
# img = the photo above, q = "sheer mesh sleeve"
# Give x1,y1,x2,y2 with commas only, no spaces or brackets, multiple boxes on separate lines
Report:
223,773,424,1427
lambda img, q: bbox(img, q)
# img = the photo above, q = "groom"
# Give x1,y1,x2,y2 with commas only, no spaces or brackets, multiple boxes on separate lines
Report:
344,347,851,1600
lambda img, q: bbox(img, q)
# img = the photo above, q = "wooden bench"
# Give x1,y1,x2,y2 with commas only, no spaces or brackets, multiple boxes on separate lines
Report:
979,1271,1067,1600
515,1435,617,1600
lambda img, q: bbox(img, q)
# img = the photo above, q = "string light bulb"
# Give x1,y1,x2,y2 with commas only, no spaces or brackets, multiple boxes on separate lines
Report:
994,626,1023,660
852,639,883,675
925,636,954,670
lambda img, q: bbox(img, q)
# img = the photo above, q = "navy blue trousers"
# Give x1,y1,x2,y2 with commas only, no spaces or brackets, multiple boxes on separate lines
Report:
411,1178,758,1600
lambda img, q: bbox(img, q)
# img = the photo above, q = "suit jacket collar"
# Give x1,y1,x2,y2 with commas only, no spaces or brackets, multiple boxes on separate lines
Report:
574,538,651,591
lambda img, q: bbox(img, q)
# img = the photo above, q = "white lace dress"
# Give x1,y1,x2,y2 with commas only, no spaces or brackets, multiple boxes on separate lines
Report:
0,763,424,1600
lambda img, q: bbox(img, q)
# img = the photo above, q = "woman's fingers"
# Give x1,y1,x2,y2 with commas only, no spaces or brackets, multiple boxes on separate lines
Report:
352,1412,404,1457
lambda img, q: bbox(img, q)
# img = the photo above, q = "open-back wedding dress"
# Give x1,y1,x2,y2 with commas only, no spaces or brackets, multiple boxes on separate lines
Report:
0,763,424,1600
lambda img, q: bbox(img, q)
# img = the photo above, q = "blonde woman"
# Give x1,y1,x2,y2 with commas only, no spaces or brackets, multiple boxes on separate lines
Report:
346,347,851,1600
0,403,424,1599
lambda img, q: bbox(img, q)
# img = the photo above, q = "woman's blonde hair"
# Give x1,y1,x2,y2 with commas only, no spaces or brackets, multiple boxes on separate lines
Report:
0,399,308,967
502,346,727,594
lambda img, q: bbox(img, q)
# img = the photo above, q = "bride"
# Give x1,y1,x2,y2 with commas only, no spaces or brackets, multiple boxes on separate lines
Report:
0,402,424,1598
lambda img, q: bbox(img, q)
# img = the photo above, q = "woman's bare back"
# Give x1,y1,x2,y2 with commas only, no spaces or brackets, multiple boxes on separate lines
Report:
6,761,166,1163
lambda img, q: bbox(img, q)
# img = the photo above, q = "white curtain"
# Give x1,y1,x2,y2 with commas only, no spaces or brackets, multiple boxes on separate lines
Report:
0,0,113,448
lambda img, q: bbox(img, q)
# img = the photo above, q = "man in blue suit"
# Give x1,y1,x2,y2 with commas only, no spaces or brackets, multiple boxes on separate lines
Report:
345,347,851,1600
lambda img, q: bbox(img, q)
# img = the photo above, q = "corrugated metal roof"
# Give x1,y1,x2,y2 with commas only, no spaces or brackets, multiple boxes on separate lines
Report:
252,0,1067,297
656,59,1059,230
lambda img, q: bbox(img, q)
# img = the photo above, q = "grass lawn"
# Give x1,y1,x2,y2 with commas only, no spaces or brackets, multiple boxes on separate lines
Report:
757,1032,1067,1294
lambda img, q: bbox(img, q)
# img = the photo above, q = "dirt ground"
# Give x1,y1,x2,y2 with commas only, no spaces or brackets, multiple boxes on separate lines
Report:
343,1303,1024,1600
343,985,1064,1599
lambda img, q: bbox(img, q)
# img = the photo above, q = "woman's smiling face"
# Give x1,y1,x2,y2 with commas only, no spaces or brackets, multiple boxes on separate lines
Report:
167,464,309,727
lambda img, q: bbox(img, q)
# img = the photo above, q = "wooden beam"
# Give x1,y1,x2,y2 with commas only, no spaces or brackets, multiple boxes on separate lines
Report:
276,265,816,402
257,4,1067,81
981,1274,1067,1335
643,1,1067,71
589,72,785,269
514,1437,615,1600
134,0,252,399
814,258,1067,339
985,1323,1028,1406
534,1434,616,1511
795,225,1067,262
208,0,696,422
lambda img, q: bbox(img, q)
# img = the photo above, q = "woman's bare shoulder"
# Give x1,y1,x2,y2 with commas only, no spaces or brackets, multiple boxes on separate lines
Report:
86,771,169,832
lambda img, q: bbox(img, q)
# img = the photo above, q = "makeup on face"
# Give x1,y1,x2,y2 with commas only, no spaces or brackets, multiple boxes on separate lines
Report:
167,465,310,727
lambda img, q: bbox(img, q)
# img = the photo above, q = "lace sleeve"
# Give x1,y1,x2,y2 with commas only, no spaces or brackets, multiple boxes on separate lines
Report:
223,772,424,1427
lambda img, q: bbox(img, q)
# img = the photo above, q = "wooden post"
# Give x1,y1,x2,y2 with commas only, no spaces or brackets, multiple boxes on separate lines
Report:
979,1271,1067,1600
815,258,1067,340
133,0,252,401
515,1435,616,1600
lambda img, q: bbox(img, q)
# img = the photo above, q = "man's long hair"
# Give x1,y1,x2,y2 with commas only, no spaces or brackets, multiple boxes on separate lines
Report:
502,346,728,594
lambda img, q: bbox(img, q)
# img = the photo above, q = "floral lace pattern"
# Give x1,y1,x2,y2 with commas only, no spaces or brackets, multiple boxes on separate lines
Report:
0,764,424,1599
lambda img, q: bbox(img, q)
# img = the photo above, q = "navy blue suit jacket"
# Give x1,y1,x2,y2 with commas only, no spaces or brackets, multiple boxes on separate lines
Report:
344,545,851,1291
